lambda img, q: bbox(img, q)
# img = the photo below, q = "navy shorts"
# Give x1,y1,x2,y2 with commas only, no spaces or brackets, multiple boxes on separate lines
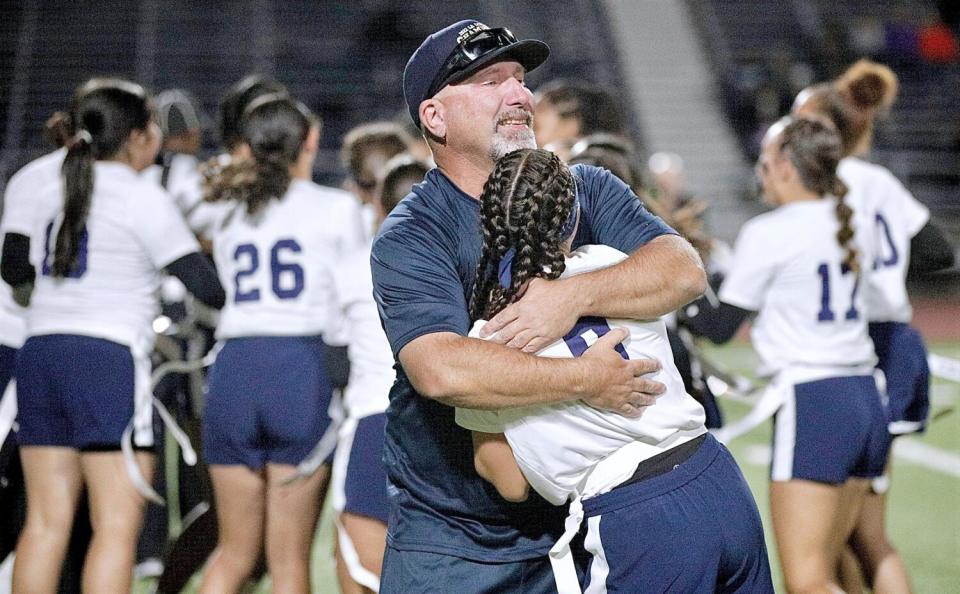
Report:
772,375,890,483
381,545,564,594
580,435,773,594
203,336,334,469
16,334,137,449
869,322,930,435
335,413,389,523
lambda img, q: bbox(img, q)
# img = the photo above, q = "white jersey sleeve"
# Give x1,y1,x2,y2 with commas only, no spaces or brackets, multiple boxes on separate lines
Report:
0,151,61,347
718,216,781,312
331,241,395,418
128,181,200,269
0,149,66,237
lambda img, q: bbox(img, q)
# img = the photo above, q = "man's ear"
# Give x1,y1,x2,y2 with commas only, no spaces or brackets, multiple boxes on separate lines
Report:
420,99,447,143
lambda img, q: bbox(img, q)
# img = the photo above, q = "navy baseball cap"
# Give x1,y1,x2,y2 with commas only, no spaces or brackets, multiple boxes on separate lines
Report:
403,20,549,128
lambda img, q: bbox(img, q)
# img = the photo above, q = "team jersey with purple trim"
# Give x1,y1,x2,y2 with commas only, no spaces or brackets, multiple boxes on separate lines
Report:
456,245,706,506
370,164,677,561
212,179,365,339
839,157,929,323
719,199,876,375
14,161,199,347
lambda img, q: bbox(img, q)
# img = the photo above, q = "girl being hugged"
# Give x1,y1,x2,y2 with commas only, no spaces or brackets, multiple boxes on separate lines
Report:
685,117,891,594
200,94,364,594
456,148,772,594
4,79,223,594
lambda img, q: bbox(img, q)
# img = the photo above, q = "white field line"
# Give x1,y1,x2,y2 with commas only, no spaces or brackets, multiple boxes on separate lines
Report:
738,440,960,478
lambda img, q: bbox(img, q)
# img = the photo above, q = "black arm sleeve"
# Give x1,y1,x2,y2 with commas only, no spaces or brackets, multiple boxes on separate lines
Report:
1,233,35,287
680,296,753,345
164,252,226,310
908,221,955,277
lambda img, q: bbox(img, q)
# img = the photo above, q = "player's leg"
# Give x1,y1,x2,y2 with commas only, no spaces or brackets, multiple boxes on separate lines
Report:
199,464,265,594
335,412,389,593
770,478,866,594
847,467,912,594
264,463,328,594
79,450,153,593
337,513,387,594
12,446,83,594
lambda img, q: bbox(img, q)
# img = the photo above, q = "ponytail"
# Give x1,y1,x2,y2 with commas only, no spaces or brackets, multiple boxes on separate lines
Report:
53,131,95,277
44,111,75,148
203,94,314,216
779,117,860,274
52,80,150,278
838,59,897,113
832,178,859,274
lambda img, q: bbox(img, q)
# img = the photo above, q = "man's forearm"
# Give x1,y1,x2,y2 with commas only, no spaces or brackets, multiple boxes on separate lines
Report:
400,332,592,410
569,234,706,320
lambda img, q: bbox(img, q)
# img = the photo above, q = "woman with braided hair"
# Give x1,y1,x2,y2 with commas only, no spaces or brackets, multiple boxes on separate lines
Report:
685,116,890,594
792,59,954,594
456,148,772,594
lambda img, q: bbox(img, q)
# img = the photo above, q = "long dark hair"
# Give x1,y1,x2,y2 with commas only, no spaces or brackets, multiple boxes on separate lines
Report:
49,79,151,278
203,94,316,216
469,148,575,321
778,117,859,274
219,74,288,152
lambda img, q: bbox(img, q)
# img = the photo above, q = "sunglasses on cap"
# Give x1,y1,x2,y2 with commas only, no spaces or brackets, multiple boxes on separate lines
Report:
426,27,520,98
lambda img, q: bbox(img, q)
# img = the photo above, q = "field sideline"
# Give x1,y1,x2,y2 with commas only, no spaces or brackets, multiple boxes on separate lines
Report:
130,341,960,593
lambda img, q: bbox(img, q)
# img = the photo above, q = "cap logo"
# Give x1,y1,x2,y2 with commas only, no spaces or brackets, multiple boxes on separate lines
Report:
456,22,489,44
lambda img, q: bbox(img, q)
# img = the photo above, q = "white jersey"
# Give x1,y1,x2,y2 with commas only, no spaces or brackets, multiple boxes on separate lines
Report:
15,161,199,347
839,157,929,323
0,150,63,347
456,245,706,505
720,199,876,375
213,179,365,339
330,240,394,418
142,152,230,238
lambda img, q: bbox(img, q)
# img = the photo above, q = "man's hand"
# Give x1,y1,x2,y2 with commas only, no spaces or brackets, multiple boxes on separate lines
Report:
479,277,580,353
579,328,665,418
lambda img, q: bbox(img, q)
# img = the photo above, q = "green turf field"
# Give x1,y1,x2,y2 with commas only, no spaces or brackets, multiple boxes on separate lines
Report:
135,342,960,593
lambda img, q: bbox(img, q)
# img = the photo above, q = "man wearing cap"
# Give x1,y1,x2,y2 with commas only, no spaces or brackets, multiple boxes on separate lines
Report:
370,20,706,592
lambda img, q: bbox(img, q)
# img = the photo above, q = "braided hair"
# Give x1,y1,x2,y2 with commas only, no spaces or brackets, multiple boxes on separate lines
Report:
469,148,576,322
203,94,316,216
778,118,859,274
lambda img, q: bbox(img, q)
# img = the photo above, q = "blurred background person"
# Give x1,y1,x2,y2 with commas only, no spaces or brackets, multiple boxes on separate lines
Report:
533,79,628,160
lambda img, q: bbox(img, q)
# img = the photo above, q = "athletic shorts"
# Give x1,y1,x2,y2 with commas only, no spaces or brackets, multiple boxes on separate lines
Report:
380,545,565,594
869,321,930,435
203,336,334,469
772,374,890,483
579,435,773,594
333,412,389,523
16,334,144,449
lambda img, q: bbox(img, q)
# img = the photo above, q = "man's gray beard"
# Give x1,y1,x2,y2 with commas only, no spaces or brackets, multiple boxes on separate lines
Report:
489,128,537,162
